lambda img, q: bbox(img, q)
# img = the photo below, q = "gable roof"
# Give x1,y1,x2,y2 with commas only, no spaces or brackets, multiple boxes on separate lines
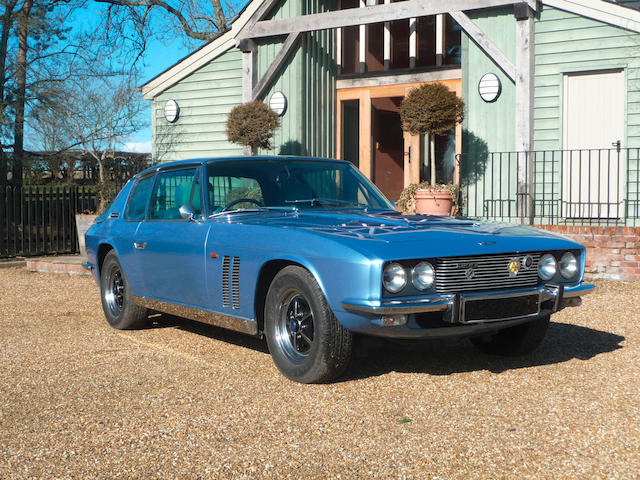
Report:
141,0,640,100
140,0,263,100
545,0,640,33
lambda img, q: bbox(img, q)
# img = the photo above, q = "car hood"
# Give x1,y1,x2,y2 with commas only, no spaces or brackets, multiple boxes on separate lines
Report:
227,210,581,258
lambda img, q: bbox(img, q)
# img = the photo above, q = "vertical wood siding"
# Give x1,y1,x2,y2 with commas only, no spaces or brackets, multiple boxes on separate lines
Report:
152,49,244,162
256,0,336,157
461,7,516,155
534,5,640,150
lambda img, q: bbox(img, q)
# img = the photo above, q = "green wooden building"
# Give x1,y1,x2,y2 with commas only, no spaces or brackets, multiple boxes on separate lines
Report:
142,0,640,226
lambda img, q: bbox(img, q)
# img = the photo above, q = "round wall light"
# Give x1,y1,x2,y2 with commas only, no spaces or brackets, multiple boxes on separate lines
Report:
478,73,502,103
269,91,288,116
164,99,180,123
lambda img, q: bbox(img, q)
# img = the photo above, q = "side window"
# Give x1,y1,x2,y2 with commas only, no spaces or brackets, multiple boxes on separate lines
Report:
149,168,197,220
208,176,264,213
125,175,155,220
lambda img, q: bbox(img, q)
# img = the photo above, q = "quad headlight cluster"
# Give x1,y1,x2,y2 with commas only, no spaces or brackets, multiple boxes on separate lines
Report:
538,252,578,280
383,261,435,293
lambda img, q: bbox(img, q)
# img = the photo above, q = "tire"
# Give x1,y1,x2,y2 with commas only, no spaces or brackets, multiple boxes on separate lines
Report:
470,315,550,356
100,250,148,330
264,266,353,383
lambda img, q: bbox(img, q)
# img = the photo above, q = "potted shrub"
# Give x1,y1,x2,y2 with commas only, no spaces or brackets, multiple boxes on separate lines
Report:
226,101,280,155
397,182,458,215
399,83,464,215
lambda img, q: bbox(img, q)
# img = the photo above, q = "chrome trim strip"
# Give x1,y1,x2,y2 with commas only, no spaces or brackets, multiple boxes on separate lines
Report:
133,295,258,336
341,295,455,314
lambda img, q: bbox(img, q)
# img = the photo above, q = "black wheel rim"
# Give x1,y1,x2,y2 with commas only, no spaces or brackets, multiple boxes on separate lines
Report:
275,289,315,363
105,265,125,318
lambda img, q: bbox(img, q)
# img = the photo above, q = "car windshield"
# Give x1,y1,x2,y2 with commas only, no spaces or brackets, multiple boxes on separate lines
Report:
206,159,393,214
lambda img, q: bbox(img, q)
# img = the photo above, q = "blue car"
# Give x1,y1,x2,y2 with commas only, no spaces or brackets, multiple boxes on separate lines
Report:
85,157,594,383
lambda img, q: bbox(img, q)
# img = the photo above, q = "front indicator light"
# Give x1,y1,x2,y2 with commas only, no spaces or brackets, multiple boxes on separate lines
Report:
559,252,578,279
412,262,435,290
372,315,408,327
538,253,557,280
383,263,407,293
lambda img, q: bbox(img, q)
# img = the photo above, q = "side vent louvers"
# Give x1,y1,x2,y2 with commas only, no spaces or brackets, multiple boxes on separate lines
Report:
222,256,231,308
232,257,241,309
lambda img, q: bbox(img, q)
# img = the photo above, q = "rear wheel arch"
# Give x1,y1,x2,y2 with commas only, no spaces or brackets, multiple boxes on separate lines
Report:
97,243,115,276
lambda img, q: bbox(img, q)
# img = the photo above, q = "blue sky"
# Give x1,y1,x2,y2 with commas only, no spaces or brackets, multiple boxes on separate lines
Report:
125,38,193,153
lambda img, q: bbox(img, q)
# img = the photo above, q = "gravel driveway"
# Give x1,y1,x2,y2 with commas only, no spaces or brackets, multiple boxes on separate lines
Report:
0,268,638,479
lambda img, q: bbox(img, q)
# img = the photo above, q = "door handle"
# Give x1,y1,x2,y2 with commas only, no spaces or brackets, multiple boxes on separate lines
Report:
134,242,147,250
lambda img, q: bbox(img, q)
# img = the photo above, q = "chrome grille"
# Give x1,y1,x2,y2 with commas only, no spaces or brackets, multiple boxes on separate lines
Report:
434,253,541,293
232,257,240,310
222,256,231,307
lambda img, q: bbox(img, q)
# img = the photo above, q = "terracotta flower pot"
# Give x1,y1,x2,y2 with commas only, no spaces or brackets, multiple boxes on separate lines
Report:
414,189,453,215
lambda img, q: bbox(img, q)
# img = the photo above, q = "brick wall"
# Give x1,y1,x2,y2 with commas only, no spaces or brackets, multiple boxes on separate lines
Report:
536,226,640,281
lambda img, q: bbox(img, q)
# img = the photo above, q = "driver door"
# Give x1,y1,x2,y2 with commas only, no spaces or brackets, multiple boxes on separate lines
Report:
134,166,211,308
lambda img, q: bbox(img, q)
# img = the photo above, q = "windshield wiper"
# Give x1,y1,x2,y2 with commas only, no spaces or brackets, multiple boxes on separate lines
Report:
285,198,369,209
209,206,295,218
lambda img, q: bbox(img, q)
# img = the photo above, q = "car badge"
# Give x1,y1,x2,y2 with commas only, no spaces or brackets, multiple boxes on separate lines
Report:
465,268,475,280
522,255,534,270
508,258,521,277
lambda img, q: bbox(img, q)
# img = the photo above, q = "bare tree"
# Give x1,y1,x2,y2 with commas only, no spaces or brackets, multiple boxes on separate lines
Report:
94,0,247,45
63,75,147,210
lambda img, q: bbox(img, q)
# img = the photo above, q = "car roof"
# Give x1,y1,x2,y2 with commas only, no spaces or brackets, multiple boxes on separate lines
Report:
134,156,350,179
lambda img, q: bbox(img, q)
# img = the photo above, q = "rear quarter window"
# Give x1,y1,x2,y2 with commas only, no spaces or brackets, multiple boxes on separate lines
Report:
125,175,155,220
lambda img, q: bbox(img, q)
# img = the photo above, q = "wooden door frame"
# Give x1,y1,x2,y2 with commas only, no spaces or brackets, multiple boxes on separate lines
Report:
336,79,463,189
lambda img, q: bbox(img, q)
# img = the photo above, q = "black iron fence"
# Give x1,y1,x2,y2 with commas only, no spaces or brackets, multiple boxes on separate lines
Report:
458,148,640,226
1,163,150,257
1,186,99,257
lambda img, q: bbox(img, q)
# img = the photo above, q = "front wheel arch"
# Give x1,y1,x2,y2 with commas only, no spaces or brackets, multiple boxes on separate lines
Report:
254,259,308,334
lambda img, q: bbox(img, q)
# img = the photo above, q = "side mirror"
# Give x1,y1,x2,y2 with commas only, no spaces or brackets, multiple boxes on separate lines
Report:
179,204,195,221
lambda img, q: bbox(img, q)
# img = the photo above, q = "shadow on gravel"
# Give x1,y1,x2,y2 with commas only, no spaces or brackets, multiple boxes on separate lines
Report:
343,322,625,381
143,313,270,354
137,315,624,381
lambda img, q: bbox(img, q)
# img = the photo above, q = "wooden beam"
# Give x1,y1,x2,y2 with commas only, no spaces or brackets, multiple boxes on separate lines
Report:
449,11,516,82
234,0,283,43
383,0,391,70
241,0,534,40
436,14,444,66
515,7,535,221
251,32,303,101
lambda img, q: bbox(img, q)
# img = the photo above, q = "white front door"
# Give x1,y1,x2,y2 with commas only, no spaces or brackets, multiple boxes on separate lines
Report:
562,70,625,219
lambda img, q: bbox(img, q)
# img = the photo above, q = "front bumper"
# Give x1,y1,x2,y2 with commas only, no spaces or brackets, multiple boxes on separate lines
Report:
341,283,595,326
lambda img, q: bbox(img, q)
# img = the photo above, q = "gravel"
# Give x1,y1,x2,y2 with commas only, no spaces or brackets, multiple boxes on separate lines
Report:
0,268,638,479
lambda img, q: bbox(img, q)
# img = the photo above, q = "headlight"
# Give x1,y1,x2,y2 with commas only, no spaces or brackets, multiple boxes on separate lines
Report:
538,253,557,280
383,263,407,293
412,262,435,290
559,252,578,279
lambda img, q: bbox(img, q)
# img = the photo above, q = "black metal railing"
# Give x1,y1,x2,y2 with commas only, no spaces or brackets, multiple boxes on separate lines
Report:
458,148,640,226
